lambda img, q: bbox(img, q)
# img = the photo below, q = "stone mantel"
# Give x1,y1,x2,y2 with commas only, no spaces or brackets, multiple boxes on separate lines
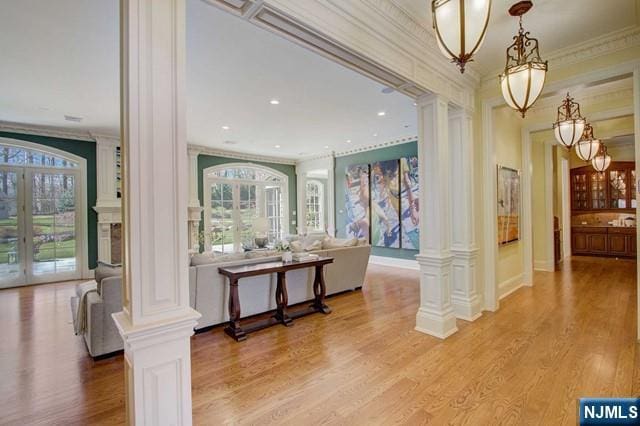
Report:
93,204,122,224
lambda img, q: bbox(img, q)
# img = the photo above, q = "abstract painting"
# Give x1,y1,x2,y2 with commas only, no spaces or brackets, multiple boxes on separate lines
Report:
371,159,401,248
344,164,370,241
400,156,420,250
497,165,520,245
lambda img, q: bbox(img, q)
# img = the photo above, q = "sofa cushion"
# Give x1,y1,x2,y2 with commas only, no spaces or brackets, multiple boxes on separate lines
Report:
94,262,122,295
322,237,358,249
191,253,218,266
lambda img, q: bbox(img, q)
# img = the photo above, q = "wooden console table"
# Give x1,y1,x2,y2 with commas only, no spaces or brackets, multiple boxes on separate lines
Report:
218,256,334,341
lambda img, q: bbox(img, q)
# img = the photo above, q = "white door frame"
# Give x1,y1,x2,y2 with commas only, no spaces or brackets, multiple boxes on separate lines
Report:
561,157,571,260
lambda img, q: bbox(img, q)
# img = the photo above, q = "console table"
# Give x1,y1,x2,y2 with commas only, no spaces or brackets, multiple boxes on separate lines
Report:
218,256,334,341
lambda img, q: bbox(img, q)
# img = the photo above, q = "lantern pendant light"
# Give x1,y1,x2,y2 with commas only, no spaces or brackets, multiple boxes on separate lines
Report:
499,1,548,118
575,123,601,162
592,143,612,172
432,0,492,74
552,93,586,149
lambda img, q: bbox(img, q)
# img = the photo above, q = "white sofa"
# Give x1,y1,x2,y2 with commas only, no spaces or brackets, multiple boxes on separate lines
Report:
189,245,371,330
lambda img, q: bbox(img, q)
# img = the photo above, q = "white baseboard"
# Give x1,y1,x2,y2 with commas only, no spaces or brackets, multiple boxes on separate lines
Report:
499,273,524,300
369,255,419,271
534,259,554,272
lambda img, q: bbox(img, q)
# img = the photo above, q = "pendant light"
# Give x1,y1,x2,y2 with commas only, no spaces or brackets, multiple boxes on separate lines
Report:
592,143,612,172
432,0,492,74
552,93,586,149
575,123,601,162
499,1,548,118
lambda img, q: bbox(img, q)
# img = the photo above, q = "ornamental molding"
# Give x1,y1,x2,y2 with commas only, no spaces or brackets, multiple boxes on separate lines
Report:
334,136,417,158
188,143,296,165
0,121,96,142
482,26,640,86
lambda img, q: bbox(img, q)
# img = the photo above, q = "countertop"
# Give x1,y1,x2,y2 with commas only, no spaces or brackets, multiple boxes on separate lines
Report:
572,224,636,229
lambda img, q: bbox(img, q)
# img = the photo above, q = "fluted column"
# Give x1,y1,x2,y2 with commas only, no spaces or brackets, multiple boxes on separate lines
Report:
449,110,481,321
113,0,201,424
415,93,457,339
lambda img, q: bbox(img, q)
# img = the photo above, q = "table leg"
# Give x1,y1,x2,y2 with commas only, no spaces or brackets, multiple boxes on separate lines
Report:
313,265,331,314
275,271,293,326
224,278,247,341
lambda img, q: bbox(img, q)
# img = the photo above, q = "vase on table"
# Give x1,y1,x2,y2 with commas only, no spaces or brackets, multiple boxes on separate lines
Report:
282,251,293,263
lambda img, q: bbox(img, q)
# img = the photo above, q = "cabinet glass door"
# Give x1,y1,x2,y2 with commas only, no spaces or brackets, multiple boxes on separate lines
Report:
572,173,588,209
590,172,607,209
0,169,24,288
609,169,627,208
632,170,637,208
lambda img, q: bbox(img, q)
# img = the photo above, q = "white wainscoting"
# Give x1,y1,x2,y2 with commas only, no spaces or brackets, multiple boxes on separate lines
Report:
498,273,525,300
369,255,419,271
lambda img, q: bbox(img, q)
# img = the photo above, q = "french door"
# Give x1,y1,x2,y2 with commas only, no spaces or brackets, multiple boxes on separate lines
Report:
0,166,82,288
209,182,258,253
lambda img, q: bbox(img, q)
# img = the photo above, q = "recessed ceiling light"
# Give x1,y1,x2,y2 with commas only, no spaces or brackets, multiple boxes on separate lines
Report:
381,87,395,94
324,145,330,149
346,139,352,144
270,99,280,105
373,133,378,137
221,126,230,130
377,111,386,117
223,140,238,145
413,102,417,106
275,144,281,148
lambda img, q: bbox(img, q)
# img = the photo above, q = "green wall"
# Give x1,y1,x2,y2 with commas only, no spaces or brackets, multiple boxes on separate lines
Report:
335,140,418,260
0,131,98,269
197,154,297,240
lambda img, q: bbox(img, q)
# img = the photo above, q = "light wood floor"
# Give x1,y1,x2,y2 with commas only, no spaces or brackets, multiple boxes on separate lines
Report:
1,257,639,425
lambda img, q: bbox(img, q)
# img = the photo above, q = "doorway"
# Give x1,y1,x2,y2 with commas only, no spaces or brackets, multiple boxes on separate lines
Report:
0,140,86,288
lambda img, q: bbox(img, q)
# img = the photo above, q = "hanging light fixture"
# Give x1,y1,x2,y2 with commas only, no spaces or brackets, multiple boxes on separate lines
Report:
552,93,586,149
432,0,492,74
575,123,601,162
499,1,548,118
592,143,612,172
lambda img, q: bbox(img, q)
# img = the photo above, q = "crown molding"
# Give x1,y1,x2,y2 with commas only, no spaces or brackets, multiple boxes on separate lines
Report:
482,26,640,86
334,136,417,158
188,143,296,165
0,121,96,142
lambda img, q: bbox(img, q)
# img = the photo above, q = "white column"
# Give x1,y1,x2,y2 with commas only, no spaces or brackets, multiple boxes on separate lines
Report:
93,136,121,263
449,110,481,321
113,1,200,425
187,148,203,252
296,172,307,235
415,93,457,339
326,155,336,236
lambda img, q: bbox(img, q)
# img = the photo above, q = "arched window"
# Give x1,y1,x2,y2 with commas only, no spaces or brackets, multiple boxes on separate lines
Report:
203,163,289,253
305,180,324,232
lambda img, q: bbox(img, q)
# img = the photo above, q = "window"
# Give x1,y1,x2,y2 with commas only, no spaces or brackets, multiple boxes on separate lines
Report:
305,180,324,232
203,164,289,253
0,145,78,168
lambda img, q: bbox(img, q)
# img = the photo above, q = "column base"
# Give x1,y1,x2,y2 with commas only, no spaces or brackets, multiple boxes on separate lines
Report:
451,295,483,322
450,248,482,322
415,307,458,339
113,308,201,426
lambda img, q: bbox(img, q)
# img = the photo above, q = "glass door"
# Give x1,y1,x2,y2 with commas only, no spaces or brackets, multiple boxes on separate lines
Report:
209,182,235,253
238,183,258,250
26,168,81,283
0,168,24,288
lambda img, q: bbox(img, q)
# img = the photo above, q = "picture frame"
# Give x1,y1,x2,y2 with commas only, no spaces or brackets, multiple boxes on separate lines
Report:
497,165,521,246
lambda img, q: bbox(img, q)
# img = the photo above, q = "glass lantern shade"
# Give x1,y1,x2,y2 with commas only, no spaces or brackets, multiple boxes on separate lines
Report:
576,138,601,162
553,120,586,149
592,145,612,172
500,63,547,117
432,0,492,73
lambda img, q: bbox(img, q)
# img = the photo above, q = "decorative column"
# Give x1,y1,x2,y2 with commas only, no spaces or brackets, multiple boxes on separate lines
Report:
113,0,201,425
326,155,336,236
296,171,307,235
93,135,121,264
449,110,482,321
187,147,203,252
415,93,458,339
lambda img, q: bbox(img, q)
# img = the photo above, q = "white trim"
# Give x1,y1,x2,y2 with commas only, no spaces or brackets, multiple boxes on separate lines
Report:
333,136,417,158
561,158,571,260
521,127,533,288
498,273,525,300
544,142,555,276
0,121,97,142
368,255,419,271
190,143,296,165
534,260,555,272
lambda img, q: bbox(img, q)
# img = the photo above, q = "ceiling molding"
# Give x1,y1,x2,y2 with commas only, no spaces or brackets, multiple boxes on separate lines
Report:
189,143,296,165
482,26,640,86
0,121,96,142
199,0,257,16
334,136,417,158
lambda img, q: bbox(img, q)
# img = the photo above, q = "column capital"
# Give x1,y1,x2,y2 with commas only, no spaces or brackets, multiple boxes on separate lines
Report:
92,134,120,147
416,92,450,108
187,146,201,157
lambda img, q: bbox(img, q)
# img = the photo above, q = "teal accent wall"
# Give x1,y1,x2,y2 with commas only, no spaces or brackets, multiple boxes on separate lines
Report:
197,154,297,240
0,131,98,269
335,141,418,260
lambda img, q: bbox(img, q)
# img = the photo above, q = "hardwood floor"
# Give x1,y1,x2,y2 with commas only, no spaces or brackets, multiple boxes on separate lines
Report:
1,257,638,425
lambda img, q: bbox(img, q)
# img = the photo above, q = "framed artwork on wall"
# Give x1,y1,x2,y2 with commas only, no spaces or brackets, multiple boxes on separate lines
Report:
400,156,420,250
371,159,401,248
497,165,521,245
344,164,370,241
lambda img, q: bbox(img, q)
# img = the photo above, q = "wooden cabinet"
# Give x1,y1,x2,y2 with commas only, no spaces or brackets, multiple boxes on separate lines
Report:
572,226,636,258
570,162,636,212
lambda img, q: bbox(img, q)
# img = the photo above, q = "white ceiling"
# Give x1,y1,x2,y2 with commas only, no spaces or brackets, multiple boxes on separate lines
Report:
0,0,417,159
394,0,640,76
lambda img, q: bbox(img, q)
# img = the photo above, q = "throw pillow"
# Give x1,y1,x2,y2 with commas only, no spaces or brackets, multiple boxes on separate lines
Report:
190,253,218,266
94,261,122,295
290,240,304,253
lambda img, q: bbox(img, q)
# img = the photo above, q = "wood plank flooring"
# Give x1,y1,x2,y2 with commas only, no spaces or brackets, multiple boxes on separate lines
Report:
0,256,638,425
